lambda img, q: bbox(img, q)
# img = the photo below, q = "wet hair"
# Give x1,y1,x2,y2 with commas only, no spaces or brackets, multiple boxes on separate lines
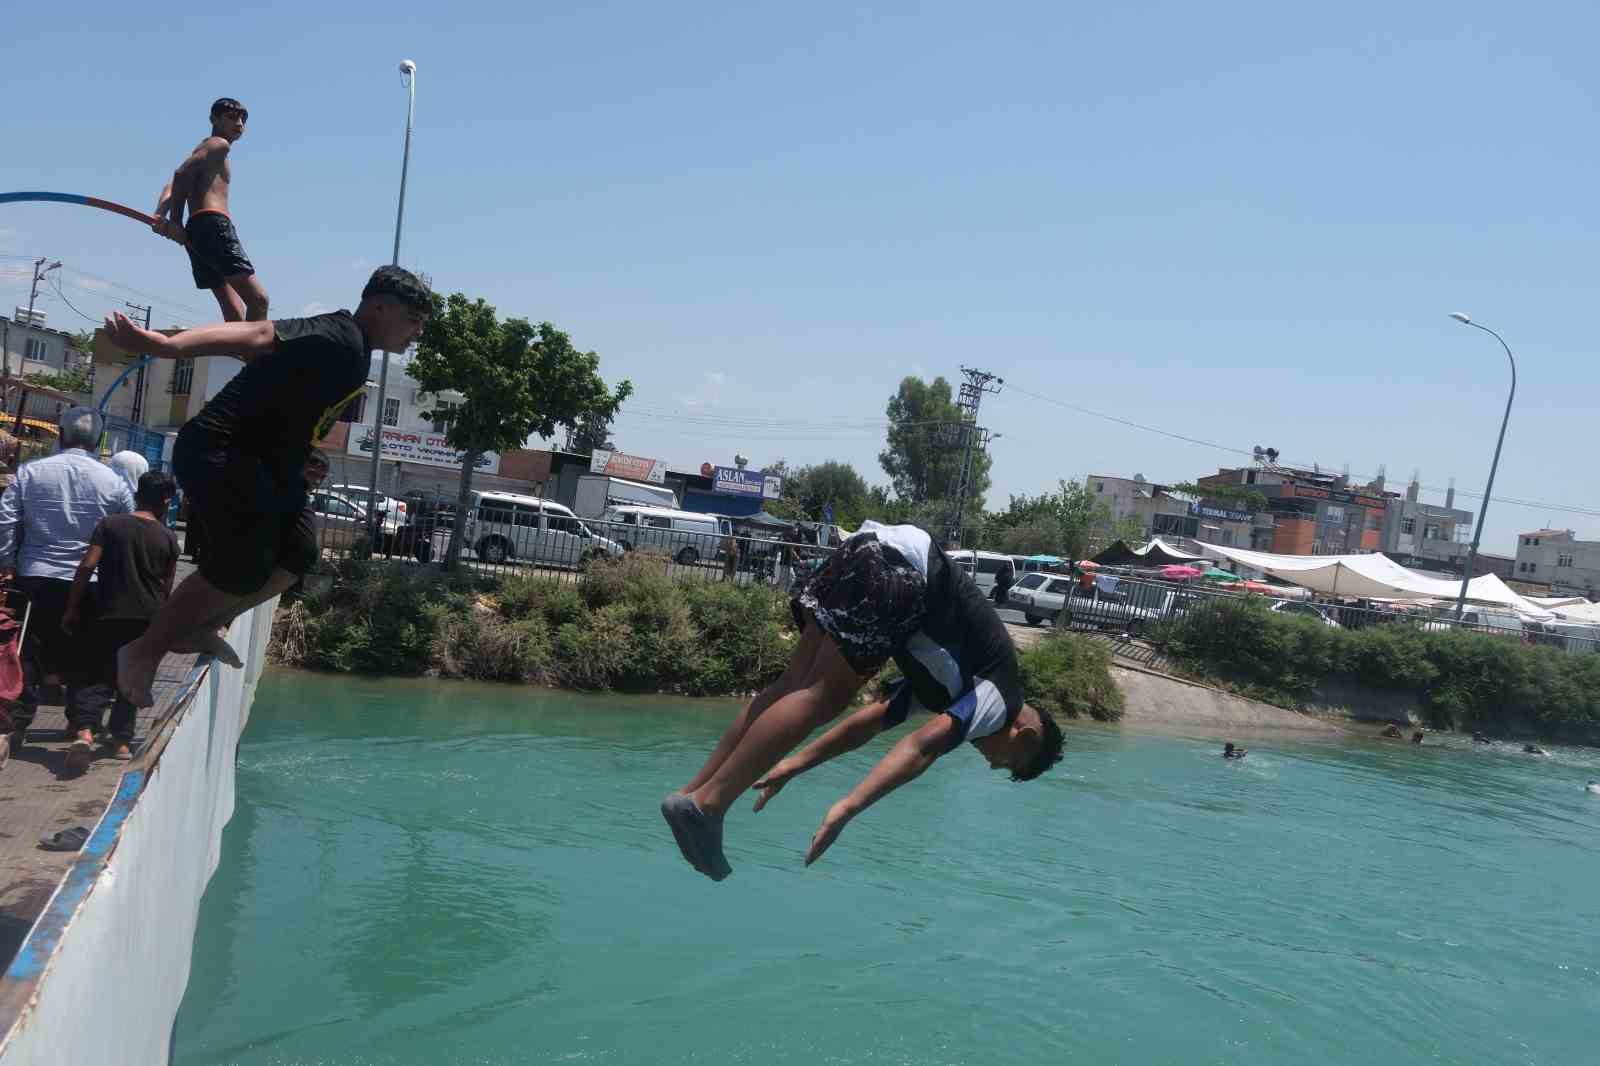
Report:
1012,705,1064,782
136,470,177,510
58,405,102,450
361,265,433,316
211,98,247,122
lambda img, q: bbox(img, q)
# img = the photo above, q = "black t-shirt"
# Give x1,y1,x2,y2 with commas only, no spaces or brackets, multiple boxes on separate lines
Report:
183,311,371,472
92,513,180,621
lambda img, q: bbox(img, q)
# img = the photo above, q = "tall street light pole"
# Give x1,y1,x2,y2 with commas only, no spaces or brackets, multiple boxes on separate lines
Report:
366,59,418,544
1448,312,1517,621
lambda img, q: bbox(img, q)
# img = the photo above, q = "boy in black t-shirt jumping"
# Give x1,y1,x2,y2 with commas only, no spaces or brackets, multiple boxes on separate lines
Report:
62,472,180,769
99,266,432,708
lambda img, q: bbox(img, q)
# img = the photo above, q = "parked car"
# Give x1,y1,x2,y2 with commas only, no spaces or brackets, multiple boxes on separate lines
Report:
308,489,401,553
595,505,730,566
1269,599,1343,628
1421,607,1524,639
1007,574,1174,634
461,492,624,568
328,483,408,525
945,549,1017,596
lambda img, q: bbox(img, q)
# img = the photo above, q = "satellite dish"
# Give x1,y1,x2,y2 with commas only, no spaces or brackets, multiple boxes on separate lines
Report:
1133,473,1146,484
734,454,749,469
1253,446,1265,461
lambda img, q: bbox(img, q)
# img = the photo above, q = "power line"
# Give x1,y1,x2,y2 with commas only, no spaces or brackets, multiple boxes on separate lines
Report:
1004,381,1600,522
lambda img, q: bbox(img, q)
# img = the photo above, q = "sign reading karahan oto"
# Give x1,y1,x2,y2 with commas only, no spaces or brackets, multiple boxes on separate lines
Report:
347,426,502,474
712,465,783,500
590,449,667,484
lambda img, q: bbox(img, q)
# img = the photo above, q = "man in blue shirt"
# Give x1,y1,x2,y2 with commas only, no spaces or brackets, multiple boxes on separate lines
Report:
0,407,134,760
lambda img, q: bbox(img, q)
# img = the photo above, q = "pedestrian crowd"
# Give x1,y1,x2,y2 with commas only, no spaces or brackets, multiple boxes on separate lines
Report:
0,406,179,773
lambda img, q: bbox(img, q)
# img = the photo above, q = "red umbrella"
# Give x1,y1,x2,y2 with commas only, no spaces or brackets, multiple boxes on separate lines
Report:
1161,565,1203,579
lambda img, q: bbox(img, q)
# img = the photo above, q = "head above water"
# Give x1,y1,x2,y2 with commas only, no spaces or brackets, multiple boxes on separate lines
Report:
57,405,102,451
971,703,1064,782
210,97,247,141
356,266,433,353
136,470,177,512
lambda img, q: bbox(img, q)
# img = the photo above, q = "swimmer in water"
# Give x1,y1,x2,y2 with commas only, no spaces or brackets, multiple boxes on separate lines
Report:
1223,742,1247,759
1411,730,1424,744
1523,743,1549,756
1380,724,1404,739
1472,731,1491,744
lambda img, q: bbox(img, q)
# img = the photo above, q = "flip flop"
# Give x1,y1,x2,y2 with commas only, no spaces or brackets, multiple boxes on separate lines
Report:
39,826,90,852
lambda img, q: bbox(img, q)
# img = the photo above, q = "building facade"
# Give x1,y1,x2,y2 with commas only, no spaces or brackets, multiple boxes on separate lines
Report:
1085,474,1254,547
1380,476,1476,575
1514,530,1600,598
1200,465,1391,555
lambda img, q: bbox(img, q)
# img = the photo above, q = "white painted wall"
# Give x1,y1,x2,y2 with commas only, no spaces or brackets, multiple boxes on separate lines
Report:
0,599,275,1066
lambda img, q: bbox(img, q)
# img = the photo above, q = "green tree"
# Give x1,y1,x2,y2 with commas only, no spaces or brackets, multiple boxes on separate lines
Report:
784,460,870,525
987,480,1121,560
410,293,632,569
567,407,616,456
877,376,990,509
23,368,92,395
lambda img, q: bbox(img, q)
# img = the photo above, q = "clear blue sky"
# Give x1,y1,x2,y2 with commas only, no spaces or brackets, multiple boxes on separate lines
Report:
3,0,1596,554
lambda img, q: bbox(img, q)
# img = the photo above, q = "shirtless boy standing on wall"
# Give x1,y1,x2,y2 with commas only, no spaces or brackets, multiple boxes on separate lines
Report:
153,97,269,321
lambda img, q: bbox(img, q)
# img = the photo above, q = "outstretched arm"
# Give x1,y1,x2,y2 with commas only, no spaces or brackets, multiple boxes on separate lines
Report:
751,700,891,811
804,714,958,865
102,311,274,364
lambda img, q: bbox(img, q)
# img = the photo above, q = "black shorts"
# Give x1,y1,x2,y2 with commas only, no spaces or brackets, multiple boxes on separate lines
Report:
185,210,255,289
173,434,316,596
790,532,927,676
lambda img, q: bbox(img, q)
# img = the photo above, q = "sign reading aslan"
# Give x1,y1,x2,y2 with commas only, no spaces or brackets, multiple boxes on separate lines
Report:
713,465,783,500
590,449,667,484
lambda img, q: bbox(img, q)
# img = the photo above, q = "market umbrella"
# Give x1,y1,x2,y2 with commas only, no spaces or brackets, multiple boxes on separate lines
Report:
1202,566,1241,582
1161,565,1203,579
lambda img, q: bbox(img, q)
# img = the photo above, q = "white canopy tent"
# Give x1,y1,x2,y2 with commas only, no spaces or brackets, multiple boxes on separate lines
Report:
1201,545,1556,620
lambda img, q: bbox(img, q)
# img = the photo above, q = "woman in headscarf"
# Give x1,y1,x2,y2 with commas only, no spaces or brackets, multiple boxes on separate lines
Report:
109,450,150,499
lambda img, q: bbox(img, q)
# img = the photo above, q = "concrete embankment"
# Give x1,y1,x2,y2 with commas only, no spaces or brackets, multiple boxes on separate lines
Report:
1111,664,1344,734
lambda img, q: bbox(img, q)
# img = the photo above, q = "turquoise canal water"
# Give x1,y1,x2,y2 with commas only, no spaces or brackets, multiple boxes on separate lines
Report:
175,670,1600,1065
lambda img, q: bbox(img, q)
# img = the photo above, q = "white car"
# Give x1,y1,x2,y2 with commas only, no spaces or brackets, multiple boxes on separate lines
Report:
329,483,409,525
309,489,401,552
1269,599,1342,628
1007,574,1176,634
461,492,625,569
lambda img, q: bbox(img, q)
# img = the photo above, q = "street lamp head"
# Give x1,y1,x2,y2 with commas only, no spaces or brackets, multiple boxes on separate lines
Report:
399,59,416,75
1449,312,1472,324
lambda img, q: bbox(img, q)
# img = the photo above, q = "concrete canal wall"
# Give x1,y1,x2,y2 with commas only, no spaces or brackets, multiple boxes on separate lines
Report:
0,600,276,1066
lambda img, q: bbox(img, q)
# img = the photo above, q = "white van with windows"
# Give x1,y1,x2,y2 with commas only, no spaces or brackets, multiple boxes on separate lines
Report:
461,491,624,568
944,549,1017,595
597,505,731,566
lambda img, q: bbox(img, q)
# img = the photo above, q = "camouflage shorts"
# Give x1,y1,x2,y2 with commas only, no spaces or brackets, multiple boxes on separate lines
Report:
791,533,927,676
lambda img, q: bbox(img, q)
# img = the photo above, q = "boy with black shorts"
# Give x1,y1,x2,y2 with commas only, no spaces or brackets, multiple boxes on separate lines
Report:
100,266,432,707
61,472,180,770
153,97,269,321
662,521,1065,881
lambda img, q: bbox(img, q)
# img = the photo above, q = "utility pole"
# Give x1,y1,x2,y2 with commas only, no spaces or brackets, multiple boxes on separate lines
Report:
946,365,1003,546
126,303,153,426
24,257,61,331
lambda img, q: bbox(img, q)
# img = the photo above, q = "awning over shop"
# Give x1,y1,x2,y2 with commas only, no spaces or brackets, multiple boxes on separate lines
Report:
1201,544,1555,619
1091,537,1208,567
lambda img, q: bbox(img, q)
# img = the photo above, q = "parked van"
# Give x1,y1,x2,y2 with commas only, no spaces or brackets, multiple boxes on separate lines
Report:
461,491,624,568
597,506,730,565
945,549,1017,595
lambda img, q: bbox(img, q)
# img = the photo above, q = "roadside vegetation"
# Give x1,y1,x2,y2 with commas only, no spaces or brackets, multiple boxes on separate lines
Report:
1156,597,1600,743
269,555,1127,721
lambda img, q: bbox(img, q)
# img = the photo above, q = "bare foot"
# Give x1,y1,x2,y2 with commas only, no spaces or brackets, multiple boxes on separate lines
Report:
170,625,243,668
116,643,160,709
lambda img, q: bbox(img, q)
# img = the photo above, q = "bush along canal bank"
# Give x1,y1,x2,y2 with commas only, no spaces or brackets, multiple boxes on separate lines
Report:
1154,596,1600,746
267,556,1127,719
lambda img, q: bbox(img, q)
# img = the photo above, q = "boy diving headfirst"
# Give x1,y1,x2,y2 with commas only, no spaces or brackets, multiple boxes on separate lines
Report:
663,522,1064,879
